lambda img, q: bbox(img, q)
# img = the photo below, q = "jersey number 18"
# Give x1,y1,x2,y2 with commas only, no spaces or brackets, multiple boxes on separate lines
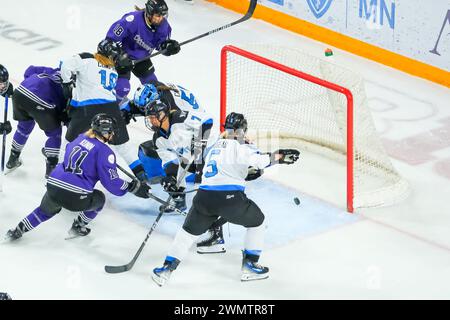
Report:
99,70,118,91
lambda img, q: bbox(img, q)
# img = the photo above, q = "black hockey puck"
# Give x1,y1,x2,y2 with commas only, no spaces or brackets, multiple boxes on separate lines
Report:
293,197,300,205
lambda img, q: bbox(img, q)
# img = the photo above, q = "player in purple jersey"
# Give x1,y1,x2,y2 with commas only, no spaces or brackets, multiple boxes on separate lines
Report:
4,114,151,241
4,65,69,178
0,64,13,136
104,0,180,102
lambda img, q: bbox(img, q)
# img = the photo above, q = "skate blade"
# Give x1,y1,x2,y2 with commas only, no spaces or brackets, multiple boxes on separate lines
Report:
65,234,82,240
240,273,269,282
165,210,187,216
4,163,23,175
64,230,88,240
196,245,226,254
151,273,167,287
1,236,17,244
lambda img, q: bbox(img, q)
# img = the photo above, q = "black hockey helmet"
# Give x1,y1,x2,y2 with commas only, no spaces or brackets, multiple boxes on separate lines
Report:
0,292,12,300
224,112,248,132
144,100,169,131
0,64,10,96
145,0,169,17
97,39,122,61
91,113,117,139
145,100,169,117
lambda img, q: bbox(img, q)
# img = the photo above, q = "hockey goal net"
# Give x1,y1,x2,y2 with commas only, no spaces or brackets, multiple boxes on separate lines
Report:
220,44,409,212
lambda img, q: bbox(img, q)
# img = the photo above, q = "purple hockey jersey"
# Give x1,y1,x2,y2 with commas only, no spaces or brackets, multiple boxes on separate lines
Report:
106,11,171,60
48,134,129,197
16,66,66,111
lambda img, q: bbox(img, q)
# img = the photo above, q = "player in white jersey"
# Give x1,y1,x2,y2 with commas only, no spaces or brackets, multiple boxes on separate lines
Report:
120,81,209,123
60,39,147,180
143,99,214,212
119,81,212,183
150,81,207,114
151,112,300,286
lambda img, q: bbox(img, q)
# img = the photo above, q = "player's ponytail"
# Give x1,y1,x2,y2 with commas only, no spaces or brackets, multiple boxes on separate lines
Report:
156,85,179,94
85,129,97,139
135,5,144,11
94,53,115,68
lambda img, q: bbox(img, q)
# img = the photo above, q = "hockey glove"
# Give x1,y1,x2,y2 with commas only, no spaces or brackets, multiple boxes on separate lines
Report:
121,109,133,125
0,82,14,98
271,149,300,165
0,121,12,135
161,175,179,193
62,76,75,101
159,39,181,56
245,167,264,181
115,53,134,73
127,179,151,199
58,110,70,126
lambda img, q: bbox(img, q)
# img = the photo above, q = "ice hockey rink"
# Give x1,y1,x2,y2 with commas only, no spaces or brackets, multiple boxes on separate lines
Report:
0,0,449,300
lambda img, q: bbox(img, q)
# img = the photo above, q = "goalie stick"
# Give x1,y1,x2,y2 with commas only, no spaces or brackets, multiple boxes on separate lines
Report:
133,0,258,65
104,161,193,274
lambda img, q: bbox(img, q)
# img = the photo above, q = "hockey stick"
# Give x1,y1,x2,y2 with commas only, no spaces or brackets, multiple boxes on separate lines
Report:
104,160,193,274
133,0,258,64
167,188,198,195
115,163,188,216
0,96,9,192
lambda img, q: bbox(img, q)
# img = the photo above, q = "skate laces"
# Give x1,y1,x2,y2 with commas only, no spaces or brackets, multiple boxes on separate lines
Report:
198,228,223,245
73,219,89,232
9,228,22,238
154,260,177,276
244,260,266,273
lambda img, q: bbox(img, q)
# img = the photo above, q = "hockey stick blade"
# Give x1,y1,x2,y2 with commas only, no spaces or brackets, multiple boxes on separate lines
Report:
104,238,147,274
105,162,192,274
104,264,132,274
135,0,258,64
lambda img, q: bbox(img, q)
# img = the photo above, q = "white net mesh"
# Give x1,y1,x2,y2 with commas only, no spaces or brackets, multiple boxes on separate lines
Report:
223,44,409,210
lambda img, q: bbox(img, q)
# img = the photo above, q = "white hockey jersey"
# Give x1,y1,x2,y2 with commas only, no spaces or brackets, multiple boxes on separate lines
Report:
60,53,117,107
200,139,271,191
154,109,214,169
163,83,207,114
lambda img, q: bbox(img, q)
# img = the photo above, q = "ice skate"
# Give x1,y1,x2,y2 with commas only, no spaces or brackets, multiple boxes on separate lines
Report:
41,148,58,179
152,257,180,287
65,219,91,240
196,225,226,254
5,150,22,175
241,252,269,282
4,228,23,242
159,194,187,213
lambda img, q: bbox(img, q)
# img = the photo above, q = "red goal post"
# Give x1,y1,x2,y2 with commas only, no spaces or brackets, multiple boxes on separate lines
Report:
220,45,408,213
